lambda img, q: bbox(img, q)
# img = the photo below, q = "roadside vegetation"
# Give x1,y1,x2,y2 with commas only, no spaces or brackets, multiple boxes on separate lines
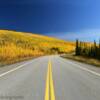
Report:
76,39,100,59
0,30,75,66
62,39,100,67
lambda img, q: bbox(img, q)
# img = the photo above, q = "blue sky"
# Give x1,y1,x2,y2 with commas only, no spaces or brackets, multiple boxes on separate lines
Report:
0,0,100,41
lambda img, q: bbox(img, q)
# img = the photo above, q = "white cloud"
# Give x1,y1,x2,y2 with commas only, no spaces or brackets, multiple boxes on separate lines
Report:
49,29,100,42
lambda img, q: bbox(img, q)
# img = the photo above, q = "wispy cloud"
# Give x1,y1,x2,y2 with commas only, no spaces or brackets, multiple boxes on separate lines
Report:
47,29,100,42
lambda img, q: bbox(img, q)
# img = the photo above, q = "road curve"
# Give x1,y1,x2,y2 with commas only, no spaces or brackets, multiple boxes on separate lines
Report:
0,55,100,100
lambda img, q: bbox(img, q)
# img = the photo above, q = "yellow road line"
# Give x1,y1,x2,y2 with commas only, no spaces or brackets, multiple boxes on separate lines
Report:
45,59,55,100
45,60,50,100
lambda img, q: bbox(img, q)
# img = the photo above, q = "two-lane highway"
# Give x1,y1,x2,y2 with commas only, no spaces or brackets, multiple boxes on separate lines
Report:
0,56,100,100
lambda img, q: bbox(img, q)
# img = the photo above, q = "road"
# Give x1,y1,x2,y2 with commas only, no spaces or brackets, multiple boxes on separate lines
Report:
0,55,100,100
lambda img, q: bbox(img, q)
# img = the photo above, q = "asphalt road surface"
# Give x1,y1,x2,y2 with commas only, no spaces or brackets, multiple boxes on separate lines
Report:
0,55,100,100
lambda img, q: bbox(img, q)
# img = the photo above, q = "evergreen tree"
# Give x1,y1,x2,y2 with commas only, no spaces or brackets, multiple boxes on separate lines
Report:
75,39,80,55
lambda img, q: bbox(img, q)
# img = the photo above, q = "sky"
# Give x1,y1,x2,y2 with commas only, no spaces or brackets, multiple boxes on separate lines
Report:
0,0,100,41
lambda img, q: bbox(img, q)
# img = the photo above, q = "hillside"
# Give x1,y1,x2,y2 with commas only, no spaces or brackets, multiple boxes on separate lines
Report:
0,30,75,65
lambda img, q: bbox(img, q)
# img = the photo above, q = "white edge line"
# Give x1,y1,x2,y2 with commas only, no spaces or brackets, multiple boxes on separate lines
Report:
0,61,33,78
67,61,100,77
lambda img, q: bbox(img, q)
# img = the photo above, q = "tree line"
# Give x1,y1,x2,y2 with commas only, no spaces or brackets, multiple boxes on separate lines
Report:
75,39,100,60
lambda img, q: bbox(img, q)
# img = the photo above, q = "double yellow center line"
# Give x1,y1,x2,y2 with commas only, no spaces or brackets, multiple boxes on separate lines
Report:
45,59,56,100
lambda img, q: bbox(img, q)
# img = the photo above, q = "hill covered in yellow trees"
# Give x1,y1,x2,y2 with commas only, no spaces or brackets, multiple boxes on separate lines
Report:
0,30,75,65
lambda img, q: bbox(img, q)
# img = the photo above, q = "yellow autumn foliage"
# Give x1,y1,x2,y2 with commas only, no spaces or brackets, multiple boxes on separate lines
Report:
0,30,75,65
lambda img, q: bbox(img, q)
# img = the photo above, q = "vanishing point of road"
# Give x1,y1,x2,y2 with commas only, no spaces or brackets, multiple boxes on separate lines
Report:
0,55,100,100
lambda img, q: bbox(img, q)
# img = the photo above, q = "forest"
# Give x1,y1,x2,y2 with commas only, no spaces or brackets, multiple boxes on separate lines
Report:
75,39,100,60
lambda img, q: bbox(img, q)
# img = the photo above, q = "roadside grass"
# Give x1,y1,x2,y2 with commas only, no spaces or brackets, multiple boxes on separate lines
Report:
0,30,75,66
61,53,100,67
0,43,43,66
